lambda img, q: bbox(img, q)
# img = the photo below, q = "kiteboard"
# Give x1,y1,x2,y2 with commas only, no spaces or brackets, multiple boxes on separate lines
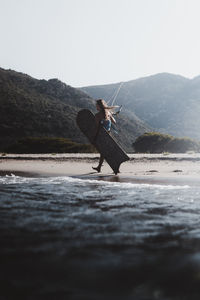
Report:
76,109,129,174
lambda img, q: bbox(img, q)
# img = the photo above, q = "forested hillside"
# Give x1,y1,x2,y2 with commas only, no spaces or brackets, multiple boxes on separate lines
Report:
0,68,95,149
0,68,149,152
82,73,200,140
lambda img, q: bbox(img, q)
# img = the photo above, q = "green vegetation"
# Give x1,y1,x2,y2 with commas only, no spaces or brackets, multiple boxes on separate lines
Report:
0,68,95,151
133,132,200,153
4,137,96,154
82,73,200,141
0,67,148,152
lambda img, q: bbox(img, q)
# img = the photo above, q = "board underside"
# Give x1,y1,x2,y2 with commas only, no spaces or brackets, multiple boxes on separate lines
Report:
76,109,129,174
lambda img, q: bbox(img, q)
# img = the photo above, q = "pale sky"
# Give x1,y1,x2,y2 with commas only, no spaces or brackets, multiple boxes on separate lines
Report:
1,0,200,87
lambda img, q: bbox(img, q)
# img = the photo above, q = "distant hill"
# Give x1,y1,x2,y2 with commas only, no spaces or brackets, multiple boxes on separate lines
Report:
0,68,149,152
81,73,200,140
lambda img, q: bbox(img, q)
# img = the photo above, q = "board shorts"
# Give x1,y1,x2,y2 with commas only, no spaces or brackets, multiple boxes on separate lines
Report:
101,119,111,132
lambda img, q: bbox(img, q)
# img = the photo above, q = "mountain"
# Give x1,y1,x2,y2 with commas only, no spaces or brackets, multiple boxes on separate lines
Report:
0,68,149,152
0,68,94,149
81,73,200,140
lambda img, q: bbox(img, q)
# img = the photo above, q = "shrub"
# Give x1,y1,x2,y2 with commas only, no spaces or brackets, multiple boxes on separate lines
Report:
4,137,96,154
133,132,200,153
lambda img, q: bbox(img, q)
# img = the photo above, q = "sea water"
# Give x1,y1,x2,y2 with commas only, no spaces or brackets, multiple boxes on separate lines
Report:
1,174,200,299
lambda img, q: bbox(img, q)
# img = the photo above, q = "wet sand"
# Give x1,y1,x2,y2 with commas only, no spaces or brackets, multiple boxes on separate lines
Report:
1,153,200,185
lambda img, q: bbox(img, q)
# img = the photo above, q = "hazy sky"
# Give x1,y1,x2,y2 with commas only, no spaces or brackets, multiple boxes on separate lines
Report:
1,0,200,87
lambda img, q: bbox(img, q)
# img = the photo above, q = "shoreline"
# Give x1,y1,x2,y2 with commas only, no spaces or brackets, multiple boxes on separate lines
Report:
1,153,200,185
2,152,200,160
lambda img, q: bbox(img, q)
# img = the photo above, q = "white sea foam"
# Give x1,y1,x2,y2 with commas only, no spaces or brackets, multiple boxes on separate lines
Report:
0,174,190,191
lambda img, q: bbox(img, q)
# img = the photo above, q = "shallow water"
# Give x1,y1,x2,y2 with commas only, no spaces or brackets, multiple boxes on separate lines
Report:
1,174,200,299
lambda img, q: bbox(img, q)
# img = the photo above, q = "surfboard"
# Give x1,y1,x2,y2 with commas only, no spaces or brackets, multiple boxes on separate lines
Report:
76,109,130,174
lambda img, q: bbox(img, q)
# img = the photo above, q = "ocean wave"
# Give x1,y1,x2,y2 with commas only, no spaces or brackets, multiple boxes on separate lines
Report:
0,173,190,190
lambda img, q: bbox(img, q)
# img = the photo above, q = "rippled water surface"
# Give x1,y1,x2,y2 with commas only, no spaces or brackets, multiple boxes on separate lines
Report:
1,174,200,299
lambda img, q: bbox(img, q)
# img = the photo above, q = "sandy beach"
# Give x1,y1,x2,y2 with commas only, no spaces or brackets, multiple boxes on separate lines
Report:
1,153,200,184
